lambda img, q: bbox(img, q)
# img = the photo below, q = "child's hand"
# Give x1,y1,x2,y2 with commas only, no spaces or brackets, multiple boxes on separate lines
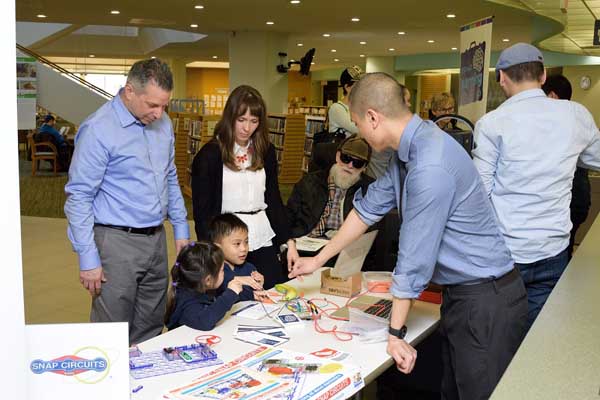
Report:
253,290,271,302
251,271,265,287
227,279,243,294
233,276,263,290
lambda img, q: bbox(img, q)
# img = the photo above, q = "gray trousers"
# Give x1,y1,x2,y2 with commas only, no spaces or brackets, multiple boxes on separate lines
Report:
91,225,168,345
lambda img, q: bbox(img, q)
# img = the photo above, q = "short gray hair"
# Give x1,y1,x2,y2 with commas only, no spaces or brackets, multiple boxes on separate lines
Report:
127,58,173,92
348,72,408,119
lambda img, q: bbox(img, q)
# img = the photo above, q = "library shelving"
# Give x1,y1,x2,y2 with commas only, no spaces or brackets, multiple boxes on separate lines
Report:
302,115,326,173
288,105,327,116
267,113,305,184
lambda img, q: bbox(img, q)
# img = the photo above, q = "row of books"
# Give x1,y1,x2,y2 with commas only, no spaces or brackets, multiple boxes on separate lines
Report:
268,117,286,133
269,133,284,147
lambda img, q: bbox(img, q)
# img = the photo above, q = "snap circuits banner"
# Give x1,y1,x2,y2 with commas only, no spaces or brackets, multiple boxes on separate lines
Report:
25,322,129,400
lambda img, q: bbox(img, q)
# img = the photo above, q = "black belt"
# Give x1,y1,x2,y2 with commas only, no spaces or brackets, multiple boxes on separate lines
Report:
444,267,520,296
95,223,163,235
234,210,263,215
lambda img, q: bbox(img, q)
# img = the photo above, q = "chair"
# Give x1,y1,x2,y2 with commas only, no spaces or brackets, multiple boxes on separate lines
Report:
28,133,58,176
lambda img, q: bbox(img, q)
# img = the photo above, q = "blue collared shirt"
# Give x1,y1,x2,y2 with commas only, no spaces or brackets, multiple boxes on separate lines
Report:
473,89,600,263
353,115,513,299
65,91,190,270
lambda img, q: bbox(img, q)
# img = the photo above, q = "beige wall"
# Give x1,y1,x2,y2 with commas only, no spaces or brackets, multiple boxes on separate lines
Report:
563,65,600,126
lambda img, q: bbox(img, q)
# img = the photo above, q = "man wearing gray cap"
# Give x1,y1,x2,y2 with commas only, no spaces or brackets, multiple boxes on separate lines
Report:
473,43,600,329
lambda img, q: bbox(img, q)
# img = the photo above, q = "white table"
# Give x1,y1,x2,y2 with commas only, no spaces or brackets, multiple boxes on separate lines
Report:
131,268,440,399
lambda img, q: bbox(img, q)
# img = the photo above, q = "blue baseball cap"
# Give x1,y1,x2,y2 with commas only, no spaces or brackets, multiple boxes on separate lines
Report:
495,43,544,81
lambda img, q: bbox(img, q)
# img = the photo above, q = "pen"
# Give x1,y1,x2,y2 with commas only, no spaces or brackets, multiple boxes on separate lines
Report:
132,385,144,393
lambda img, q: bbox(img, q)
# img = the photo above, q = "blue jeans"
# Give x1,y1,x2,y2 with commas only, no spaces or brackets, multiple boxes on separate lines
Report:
515,249,569,330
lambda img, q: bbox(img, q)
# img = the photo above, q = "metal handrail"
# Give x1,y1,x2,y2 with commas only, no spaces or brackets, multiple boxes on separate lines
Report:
17,43,114,99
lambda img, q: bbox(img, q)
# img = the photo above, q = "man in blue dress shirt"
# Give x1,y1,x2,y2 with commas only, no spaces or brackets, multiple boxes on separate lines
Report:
473,43,600,330
64,59,190,344
290,73,527,400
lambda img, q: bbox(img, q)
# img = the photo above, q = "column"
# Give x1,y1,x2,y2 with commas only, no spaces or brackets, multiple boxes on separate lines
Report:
229,31,289,113
366,56,405,83
167,58,188,100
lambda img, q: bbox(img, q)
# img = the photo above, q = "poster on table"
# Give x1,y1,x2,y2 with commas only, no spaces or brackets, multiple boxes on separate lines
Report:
25,322,129,400
458,16,493,124
17,56,37,130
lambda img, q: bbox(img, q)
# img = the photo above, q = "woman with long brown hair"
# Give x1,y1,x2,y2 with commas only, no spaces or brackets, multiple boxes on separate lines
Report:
191,85,298,289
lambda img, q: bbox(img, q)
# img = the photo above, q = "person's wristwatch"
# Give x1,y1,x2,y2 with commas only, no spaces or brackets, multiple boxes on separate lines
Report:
388,325,407,339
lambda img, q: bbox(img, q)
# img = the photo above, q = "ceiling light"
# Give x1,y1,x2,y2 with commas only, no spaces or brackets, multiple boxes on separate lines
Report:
398,31,405,35
212,55,218,59
334,58,339,62
89,54,95,58
151,56,156,59
427,40,435,43
359,41,366,45
190,24,198,28
290,0,301,3
388,48,395,51
311,62,315,65
446,14,456,18
194,5,204,9
110,10,120,14
36,14,46,18
331,49,337,52
502,38,510,42
297,43,303,47
451,47,458,50
323,33,331,37
266,21,274,25
351,17,360,22
359,54,365,58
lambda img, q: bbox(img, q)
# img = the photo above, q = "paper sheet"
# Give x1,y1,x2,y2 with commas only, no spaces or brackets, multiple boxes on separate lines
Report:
295,236,329,252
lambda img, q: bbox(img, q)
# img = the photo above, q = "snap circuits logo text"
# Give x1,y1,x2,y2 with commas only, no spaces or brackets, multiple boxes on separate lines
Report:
30,346,111,384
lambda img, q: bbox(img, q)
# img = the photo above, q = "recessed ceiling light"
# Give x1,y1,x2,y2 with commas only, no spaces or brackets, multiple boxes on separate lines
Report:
446,14,456,18
502,38,510,42
89,54,95,58
427,40,435,43
351,17,360,22
190,24,198,28
266,21,274,25
194,5,204,9
212,55,218,59
451,47,458,50
398,31,405,35
323,33,331,37
297,43,303,47
331,49,337,52
290,59,296,62
359,41,366,45
311,62,315,65
36,14,46,18
110,10,120,14
334,58,339,62
388,48,395,51
290,0,301,3
359,54,365,58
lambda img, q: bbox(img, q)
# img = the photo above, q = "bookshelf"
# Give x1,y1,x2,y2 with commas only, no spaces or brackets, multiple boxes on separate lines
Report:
288,105,327,116
302,115,326,173
267,113,305,184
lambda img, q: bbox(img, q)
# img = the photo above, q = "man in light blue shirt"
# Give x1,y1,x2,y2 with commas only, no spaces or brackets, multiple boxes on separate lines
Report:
290,73,527,400
64,59,190,344
473,43,600,329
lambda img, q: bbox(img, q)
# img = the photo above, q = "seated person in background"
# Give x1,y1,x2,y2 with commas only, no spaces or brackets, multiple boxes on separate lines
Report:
209,213,268,296
542,74,591,261
37,114,71,171
287,135,373,241
164,241,243,331
428,92,456,131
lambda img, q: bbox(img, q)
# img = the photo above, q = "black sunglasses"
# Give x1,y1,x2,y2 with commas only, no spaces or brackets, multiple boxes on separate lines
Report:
340,153,367,169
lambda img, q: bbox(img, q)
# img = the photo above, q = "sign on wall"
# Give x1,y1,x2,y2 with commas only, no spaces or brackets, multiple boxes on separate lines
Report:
17,56,37,130
458,16,493,123
25,322,129,400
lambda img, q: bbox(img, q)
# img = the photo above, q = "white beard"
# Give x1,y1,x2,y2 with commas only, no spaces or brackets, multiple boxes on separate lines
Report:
330,164,361,190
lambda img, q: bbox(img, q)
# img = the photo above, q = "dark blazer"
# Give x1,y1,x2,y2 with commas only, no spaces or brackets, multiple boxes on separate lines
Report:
191,140,291,247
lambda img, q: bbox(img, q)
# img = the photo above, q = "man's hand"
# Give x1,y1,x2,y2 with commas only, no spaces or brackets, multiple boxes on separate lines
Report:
288,256,321,278
286,240,300,270
386,336,417,374
175,239,190,256
79,266,107,296
233,276,263,290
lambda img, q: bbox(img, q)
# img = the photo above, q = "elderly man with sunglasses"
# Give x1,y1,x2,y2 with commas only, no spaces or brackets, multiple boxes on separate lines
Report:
286,135,373,244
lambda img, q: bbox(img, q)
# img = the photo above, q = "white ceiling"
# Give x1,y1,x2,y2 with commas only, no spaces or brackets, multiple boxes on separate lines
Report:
17,0,538,70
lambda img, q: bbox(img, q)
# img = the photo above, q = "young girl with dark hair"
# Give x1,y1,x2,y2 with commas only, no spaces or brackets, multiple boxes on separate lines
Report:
164,241,243,331
191,85,298,290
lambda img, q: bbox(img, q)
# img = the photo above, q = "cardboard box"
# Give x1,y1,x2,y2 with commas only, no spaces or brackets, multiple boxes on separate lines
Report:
320,269,362,298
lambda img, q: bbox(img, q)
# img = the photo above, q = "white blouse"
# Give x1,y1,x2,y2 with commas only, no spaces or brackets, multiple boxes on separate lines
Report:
221,142,275,251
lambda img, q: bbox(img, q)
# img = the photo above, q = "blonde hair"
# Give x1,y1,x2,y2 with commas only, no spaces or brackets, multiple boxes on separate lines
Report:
430,92,455,113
